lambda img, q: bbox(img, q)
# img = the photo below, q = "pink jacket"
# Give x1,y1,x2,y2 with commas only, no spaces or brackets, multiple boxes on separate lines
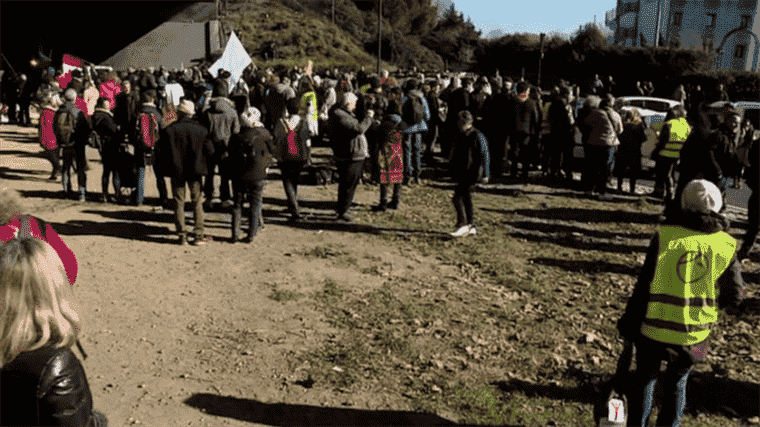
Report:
39,107,57,150
99,80,122,110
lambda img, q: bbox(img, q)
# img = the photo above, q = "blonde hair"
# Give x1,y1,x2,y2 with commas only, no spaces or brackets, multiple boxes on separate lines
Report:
0,238,81,367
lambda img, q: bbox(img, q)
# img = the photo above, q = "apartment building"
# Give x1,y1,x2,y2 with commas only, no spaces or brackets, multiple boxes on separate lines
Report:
609,0,760,71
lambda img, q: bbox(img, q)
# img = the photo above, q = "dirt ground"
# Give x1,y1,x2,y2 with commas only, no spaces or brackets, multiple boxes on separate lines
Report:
0,124,467,426
3,122,758,427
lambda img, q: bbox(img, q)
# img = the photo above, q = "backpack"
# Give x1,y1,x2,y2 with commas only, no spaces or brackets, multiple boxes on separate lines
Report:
87,129,102,151
280,117,308,163
55,107,79,148
135,112,159,148
403,93,424,126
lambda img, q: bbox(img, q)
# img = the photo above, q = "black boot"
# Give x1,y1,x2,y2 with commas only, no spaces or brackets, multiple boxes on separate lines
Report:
388,184,401,210
373,184,388,212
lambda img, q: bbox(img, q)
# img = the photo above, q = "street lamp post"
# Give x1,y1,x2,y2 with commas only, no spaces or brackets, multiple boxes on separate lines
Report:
378,0,382,75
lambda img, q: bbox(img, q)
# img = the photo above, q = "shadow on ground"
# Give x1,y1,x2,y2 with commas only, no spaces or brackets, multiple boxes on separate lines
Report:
494,365,759,423
530,257,641,276
183,393,511,426
507,207,661,225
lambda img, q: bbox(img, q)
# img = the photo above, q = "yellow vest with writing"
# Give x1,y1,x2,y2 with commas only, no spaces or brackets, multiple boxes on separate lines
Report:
659,117,691,159
641,225,736,345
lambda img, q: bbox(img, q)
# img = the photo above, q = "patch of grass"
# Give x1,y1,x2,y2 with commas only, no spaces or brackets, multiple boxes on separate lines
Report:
268,288,303,303
304,244,347,259
315,278,345,305
300,181,758,426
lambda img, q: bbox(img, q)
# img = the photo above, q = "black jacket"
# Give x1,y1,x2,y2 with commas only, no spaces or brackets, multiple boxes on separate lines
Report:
228,126,275,183
52,101,90,150
92,108,118,161
328,106,373,161
617,211,745,341
159,116,214,181
450,126,490,185
506,96,540,136
0,345,104,426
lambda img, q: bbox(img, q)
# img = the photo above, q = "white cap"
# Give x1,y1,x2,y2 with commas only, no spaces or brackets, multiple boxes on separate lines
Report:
681,179,722,214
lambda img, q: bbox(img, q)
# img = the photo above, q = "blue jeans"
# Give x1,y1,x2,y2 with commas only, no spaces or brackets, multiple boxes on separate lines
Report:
61,147,86,195
404,132,423,178
629,336,694,427
232,180,265,240
136,166,168,205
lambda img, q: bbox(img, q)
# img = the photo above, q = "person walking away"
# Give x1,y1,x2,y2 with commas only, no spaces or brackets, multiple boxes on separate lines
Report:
614,109,647,194
53,88,91,201
449,110,489,237
616,179,745,427
506,81,540,179
202,85,241,210
652,106,691,201
329,92,374,222
132,90,164,206
543,86,576,185
0,237,109,426
273,98,311,221
229,107,275,243
92,97,120,203
158,100,214,246
401,78,431,185
38,92,62,181
372,99,406,211
582,96,622,199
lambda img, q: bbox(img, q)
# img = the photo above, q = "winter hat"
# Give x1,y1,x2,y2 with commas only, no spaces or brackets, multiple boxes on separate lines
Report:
240,107,263,127
681,179,722,214
177,99,195,116
64,88,77,102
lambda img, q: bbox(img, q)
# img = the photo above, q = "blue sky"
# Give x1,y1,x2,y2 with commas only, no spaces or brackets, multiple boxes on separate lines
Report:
442,0,617,38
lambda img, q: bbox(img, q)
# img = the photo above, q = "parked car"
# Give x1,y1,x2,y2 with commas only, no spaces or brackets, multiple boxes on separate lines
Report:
703,101,760,141
570,95,682,173
615,96,684,160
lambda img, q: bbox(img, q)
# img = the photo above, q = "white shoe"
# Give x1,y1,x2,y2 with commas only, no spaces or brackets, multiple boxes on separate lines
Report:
450,225,471,237
468,226,477,235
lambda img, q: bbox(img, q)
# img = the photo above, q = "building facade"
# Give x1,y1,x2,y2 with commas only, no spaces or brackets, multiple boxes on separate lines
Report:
609,0,760,71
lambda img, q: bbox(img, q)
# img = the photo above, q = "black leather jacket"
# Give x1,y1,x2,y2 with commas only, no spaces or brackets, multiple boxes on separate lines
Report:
0,345,104,426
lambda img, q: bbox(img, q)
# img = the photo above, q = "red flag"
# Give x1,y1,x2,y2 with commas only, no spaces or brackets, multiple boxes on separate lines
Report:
57,53,84,89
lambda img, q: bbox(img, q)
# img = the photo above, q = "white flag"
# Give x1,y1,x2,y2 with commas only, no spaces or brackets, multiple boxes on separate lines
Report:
207,32,253,94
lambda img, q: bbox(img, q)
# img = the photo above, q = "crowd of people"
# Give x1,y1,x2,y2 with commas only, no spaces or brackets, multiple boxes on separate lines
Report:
1,59,759,246
0,58,757,426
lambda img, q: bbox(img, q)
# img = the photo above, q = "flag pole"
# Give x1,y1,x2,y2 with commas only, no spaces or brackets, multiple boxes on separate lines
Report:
1,53,17,76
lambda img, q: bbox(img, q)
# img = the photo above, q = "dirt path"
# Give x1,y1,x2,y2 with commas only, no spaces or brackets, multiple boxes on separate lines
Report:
0,124,467,426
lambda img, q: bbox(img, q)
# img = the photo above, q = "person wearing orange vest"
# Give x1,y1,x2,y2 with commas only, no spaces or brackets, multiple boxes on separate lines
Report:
617,179,745,427
652,106,691,201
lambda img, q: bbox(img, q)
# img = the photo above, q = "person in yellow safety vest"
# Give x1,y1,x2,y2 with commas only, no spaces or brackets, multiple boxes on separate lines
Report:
617,179,746,427
652,106,691,201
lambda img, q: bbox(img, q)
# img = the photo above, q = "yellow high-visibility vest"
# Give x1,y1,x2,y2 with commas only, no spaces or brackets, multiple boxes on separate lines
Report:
641,225,736,345
659,117,691,159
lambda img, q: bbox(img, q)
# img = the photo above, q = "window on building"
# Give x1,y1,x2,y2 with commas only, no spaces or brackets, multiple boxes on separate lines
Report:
707,13,717,27
674,12,683,26
735,44,747,58
741,15,751,28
